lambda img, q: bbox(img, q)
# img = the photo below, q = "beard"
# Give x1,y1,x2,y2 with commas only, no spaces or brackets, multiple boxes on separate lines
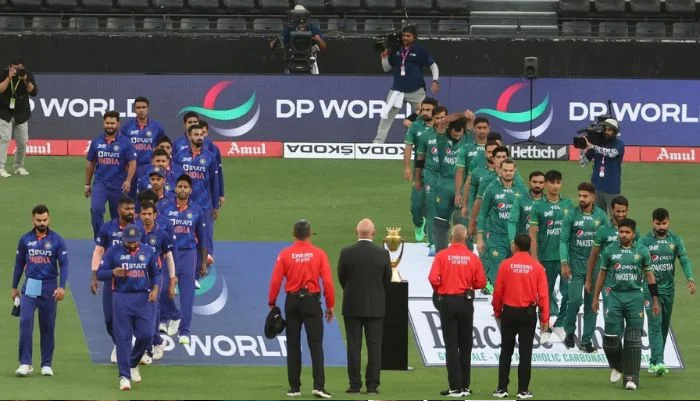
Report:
531,187,543,195
35,225,48,233
422,115,432,122
656,228,668,236
121,214,134,223
105,127,117,136
579,201,591,209
193,140,203,148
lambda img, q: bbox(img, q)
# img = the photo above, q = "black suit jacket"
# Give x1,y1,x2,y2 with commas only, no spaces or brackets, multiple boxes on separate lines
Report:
338,240,392,318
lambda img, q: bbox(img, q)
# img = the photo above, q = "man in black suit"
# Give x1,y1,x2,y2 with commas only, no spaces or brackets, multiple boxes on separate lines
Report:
338,218,392,394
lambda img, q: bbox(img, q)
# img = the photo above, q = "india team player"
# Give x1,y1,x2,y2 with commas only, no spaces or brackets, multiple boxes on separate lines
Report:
155,135,173,157
12,205,69,377
173,111,200,153
85,111,137,240
136,148,185,194
97,224,159,390
159,174,208,344
199,120,225,209
90,196,136,363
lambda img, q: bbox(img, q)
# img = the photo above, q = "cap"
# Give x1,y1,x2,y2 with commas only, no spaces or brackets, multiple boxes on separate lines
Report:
264,306,286,339
601,118,619,132
147,166,165,179
293,4,307,11
122,224,142,243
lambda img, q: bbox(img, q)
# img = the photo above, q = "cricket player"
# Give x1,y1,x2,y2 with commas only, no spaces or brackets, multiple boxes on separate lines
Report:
173,111,200,154
461,140,498,241
454,117,490,228
90,196,136,363
477,159,524,292
12,205,68,377
155,135,173,157
528,170,574,344
507,171,545,243
97,224,159,390
592,218,660,390
403,97,438,242
137,201,177,361
136,148,185,194
84,111,137,240
139,167,175,208
159,174,208,344
199,121,225,210
640,208,695,376
559,182,608,352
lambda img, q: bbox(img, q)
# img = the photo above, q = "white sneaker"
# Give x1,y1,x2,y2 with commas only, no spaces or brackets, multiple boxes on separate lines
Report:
179,335,190,345
15,364,33,376
152,344,165,360
119,376,131,390
610,369,622,383
0,168,11,178
41,366,54,376
625,381,637,390
552,326,566,342
158,322,168,333
130,367,142,383
14,167,29,176
207,254,214,266
167,319,181,336
540,331,552,345
140,353,152,365
195,280,201,289
110,345,117,363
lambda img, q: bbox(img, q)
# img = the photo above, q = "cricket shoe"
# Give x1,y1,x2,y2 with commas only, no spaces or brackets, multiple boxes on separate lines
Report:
312,388,332,398
140,353,152,365
540,329,552,345
130,367,142,383
195,280,201,289
14,167,29,176
610,369,622,383
517,391,534,399
41,366,54,376
159,322,168,333
552,326,566,342
119,377,131,390
647,363,657,374
440,388,464,397
111,346,117,363
655,363,669,376
564,333,575,349
415,217,426,242
179,335,190,345
286,388,301,397
625,381,637,390
15,365,33,377
152,344,165,360
492,388,509,398
0,168,11,178
167,319,181,336
579,343,597,353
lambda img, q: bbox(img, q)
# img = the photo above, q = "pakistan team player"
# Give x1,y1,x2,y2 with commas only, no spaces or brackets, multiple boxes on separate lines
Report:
528,170,574,344
507,170,545,242
403,97,438,242
640,208,695,376
592,218,660,391
559,182,608,352
453,117,491,228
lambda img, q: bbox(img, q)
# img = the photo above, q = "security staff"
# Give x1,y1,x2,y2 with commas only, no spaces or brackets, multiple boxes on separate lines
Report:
428,224,486,397
268,219,335,399
492,234,550,399
12,205,68,377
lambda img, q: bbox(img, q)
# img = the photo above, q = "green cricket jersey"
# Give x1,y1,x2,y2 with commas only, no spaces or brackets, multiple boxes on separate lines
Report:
528,197,575,261
404,119,435,166
416,129,442,172
477,178,524,235
456,142,485,177
560,206,609,264
601,241,652,292
477,171,526,198
507,192,545,242
439,133,470,178
468,166,497,213
593,223,642,261
640,230,695,294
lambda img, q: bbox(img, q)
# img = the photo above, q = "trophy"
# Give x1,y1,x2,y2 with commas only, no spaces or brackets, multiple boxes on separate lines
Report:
383,227,405,283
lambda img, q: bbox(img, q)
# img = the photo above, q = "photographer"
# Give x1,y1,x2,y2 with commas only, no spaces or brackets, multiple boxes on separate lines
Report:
0,57,37,178
373,24,439,144
269,5,326,75
578,118,624,214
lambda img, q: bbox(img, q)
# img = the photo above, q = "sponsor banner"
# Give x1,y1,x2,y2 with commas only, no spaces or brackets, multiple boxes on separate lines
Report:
67,239,346,366
68,139,91,156
284,142,355,159
568,145,641,162
213,141,283,158
408,298,683,368
8,139,67,156
640,146,700,163
354,143,407,160
506,144,569,160
25,74,700,146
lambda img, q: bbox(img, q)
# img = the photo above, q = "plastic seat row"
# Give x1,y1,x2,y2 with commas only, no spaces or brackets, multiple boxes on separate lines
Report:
560,0,696,14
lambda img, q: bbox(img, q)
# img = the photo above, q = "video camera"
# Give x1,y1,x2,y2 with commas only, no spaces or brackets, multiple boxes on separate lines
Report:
373,30,402,53
280,8,317,74
573,100,619,149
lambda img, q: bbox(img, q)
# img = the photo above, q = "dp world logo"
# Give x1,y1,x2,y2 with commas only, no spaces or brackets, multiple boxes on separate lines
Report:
178,80,260,138
475,82,554,140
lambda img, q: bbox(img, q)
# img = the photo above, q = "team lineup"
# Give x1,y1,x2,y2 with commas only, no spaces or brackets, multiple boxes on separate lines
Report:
9,95,697,396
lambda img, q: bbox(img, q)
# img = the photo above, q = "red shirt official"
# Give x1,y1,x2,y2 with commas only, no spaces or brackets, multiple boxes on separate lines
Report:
268,240,335,309
429,243,487,295
492,251,550,325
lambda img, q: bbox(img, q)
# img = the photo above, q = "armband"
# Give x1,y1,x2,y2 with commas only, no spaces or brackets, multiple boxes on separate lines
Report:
648,283,659,297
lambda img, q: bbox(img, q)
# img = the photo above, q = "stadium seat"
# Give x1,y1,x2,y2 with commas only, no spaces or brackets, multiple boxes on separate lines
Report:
401,0,434,11
188,0,221,11
598,21,628,36
117,0,152,10
437,19,468,34
635,21,665,38
329,0,361,8
222,0,255,8
11,0,43,9
106,17,136,31
436,0,469,11
665,0,695,13
520,25,558,36
594,0,625,12
45,0,79,9
153,0,185,11
180,17,211,30
143,16,173,30
327,17,357,32
295,0,326,10
559,0,589,13
630,0,660,12
561,20,592,36
671,22,695,38
413,19,432,36
31,16,62,30
68,16,99,31
366,0,397,10
259,0,290,9
81,0,113,10
253,17,283,32
470,24,518,36
216,17,246,31
364,18,395,34
0,16,25,30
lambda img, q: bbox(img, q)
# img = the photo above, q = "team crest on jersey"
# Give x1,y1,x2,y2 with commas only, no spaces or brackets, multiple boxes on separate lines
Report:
138,254,146,262
634,253,641,261
128,228,137,237
149,236,157,246
186,212,194,220
594,220,601,226
146,131,152,137
669,243,675,250
165,184,171,191
44,242,52,249
199,158,207,165
113,144,120,152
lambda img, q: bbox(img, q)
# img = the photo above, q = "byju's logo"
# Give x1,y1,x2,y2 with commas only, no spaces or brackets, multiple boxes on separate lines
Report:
475,82,554,140
178,80,260,138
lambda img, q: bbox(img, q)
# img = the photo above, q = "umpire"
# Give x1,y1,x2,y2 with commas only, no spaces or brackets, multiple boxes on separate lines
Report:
491,234,550,399
268,219,335,399
428,224,486,397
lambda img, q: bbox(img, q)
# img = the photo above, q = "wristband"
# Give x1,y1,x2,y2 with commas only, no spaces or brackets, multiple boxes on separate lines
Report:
84,184,91,188
648,283,659,297
414,159,425,168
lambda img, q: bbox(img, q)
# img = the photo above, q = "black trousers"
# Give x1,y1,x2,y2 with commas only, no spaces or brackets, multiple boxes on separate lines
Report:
344,316,384,390
498,304,537,393
285,293,325,390
439,294,474,390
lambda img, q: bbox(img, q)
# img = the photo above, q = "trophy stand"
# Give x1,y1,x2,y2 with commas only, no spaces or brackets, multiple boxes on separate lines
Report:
381,227,409,370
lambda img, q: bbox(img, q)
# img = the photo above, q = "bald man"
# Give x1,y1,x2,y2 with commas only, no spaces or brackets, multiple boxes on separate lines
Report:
338,219,392,394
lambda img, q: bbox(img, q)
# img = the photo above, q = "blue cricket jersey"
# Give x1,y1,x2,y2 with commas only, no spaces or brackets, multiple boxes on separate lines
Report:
97,244,159,293
137,221,173,260
96,219,128,250
119,117,166,167
173,147,220,210
13,230,69,289
136,163,185,194
160,200,207,250
173,134,190,154
86,134,137,190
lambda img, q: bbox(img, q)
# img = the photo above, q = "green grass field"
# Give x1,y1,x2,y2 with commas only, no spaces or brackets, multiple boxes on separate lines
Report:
0,157,698,400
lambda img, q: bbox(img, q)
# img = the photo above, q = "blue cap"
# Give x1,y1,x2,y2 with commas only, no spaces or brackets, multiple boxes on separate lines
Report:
122,224,142,243
147,166,166,178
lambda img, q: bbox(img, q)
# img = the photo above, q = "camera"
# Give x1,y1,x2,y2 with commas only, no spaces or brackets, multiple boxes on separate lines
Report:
17,68,26,78
374,30,402,53
573,100,619,149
